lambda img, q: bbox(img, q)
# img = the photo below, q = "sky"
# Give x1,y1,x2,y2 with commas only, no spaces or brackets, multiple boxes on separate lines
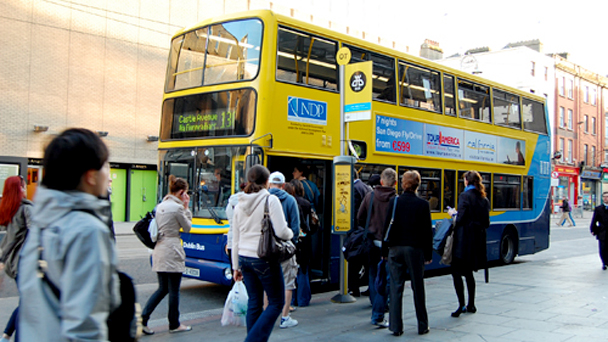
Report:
273,0,608,76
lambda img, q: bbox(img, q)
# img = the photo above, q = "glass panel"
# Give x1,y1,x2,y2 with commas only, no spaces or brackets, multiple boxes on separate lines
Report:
457,79,491,123
161,88,256,140
398,61,442,113
276,27,338,91
160,146,258,219
166,18,262,91
458,171,491,205
444,75,456,116
522,98,548,134
522,176,533,210
443,170,456,211
492,174,521,209
346,45,396,103
397,166,441,212
493,90,521,129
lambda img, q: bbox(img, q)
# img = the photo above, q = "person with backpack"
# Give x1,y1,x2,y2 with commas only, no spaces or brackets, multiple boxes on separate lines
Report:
140,175,192,335
559,198,576,227
0,176,32,342
448,170,490,318
17,128,120,341
286,180,312,307
357,168,396,327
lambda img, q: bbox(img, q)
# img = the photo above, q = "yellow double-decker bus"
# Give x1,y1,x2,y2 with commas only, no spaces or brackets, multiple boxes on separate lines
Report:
158,10,551,286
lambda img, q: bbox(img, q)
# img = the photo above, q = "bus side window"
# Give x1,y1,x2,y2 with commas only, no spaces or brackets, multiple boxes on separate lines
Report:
344,45,396,103
443,170,456,211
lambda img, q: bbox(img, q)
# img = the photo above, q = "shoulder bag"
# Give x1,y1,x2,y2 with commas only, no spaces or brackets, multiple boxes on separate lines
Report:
342,192,375,263
302,180,320,227
383,197,398,243
257,196,296,263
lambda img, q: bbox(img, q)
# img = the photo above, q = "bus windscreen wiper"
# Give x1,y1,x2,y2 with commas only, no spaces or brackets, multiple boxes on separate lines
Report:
198,190,223,224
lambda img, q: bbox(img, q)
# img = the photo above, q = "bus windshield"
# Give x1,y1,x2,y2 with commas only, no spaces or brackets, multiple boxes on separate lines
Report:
166,18,263,91
159,146,262,220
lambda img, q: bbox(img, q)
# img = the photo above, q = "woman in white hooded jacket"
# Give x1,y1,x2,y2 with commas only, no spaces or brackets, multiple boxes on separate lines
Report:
232,165,293,342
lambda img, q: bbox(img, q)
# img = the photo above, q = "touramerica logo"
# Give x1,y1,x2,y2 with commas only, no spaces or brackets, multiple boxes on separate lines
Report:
350,71,366,92
427,131,460,147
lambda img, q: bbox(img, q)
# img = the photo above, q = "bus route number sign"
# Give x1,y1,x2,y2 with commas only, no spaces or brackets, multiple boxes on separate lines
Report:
336,47,351,66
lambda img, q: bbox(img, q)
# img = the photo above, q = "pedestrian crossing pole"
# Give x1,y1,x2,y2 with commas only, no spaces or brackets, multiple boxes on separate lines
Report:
331,47,356,304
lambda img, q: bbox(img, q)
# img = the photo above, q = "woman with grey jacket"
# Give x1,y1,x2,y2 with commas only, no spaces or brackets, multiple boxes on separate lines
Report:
18,128,119,341
141,175,192,335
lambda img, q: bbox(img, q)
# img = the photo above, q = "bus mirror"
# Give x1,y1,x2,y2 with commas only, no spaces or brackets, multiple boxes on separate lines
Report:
348,140,367,160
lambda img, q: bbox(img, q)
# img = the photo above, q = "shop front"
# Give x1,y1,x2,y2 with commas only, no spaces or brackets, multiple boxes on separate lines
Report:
581,170,601,210
552,165,579,213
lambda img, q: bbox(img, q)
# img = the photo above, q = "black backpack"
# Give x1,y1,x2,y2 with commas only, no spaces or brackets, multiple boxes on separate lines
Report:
132,212,155,249
342,192,374,264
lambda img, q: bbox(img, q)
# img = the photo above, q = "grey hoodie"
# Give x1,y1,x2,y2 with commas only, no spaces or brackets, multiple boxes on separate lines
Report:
18,186,119,341
231,189,293,270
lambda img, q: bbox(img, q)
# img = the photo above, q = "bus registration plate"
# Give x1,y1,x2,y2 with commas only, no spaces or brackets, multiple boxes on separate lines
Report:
183,267,200,277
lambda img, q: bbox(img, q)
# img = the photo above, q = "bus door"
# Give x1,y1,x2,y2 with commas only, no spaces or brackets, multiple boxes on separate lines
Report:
266,156,336,285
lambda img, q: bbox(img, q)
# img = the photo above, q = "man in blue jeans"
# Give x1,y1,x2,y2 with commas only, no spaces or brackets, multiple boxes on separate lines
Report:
356,168,397,327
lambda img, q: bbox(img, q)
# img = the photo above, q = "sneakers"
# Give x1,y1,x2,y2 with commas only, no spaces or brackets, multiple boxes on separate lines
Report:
280,316,298,328
372,319,389,328
141,326,154,335
169,325,192,333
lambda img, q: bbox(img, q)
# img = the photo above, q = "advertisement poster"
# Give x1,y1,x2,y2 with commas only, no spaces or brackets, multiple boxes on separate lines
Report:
333,164,352,233
344,61,373,122
497,137,525,165
423,124,463,159
464,131,497,163
374,115,423,155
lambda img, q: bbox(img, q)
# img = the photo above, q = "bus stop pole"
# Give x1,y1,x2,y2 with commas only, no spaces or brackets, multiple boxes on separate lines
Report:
331,62,356,304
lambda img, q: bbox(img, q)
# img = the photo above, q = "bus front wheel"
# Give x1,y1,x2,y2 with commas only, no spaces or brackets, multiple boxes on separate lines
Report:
499,230,517,264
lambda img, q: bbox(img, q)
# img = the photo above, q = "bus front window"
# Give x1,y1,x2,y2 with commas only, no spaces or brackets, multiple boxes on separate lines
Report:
160,146,261,221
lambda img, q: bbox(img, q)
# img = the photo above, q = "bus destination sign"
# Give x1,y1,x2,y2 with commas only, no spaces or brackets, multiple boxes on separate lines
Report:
174,111,235,134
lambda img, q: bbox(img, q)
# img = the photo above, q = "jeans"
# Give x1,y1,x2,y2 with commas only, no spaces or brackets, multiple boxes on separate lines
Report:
294,265,311,307
559,212,576,226
388,246,428,334
368,246,388,323
6,277,18,339
141,272,183,330
240,256,285,342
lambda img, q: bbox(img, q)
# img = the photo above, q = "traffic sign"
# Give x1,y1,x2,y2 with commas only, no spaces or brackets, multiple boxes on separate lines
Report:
336,47,351,66
551,171,558,179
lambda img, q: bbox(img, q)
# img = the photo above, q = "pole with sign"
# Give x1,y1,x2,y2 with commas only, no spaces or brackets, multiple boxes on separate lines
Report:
331,47,357,304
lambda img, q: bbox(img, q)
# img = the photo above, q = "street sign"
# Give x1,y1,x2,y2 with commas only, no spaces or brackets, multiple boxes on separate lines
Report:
336,47,351,66
344,61,372,123
551,171,558,179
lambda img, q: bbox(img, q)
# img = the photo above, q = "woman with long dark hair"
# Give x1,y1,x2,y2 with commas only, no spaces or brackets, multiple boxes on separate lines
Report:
141,175,192,334
0,176,32,342
232,165,293,342
449,170,490,317
287,179,312,307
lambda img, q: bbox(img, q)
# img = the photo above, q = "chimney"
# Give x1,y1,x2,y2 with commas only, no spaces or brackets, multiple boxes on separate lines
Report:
420,39,443,60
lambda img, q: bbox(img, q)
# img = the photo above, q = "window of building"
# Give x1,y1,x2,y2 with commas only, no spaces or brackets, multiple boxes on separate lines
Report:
544,67,548,81
522,176,533,210
559,138,564,162
584,144,588,165
568,79,573,99
559,107,564,128
398,61,441,112
493,174,521,210
568,140,573,162
567,109,573,130
276,26,338,91
584,85,589,103
559,77,565,96
592,146,596,167
522,98,548,134
444,75,456,116
605,117,608,147
592,88,597,106
531,61,535,76
346,45,396,102
443,170,456,211
457,79,491,123
584,115,589,133
592,117,597,135
493,90,520,129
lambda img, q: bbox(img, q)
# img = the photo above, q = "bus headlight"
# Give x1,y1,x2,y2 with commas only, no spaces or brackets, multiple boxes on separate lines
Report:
224,268,232,280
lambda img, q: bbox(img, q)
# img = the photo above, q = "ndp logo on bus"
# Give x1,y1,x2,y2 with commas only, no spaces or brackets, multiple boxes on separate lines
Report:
287,96,328,125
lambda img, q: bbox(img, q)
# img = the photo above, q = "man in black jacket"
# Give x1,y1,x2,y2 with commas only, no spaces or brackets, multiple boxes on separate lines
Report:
590,192,608,270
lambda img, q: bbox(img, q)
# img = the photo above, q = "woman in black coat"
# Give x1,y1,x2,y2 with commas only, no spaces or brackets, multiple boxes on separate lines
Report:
383,171,433,336
449,170,490,317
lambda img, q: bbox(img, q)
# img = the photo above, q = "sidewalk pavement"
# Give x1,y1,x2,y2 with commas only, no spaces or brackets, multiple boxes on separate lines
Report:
142,217,608,342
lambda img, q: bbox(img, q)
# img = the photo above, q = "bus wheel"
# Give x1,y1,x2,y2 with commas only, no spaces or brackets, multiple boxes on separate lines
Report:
499,230,517,264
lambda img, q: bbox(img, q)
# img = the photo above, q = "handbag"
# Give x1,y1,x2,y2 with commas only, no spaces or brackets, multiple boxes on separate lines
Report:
342,192,375,263
440,231,454,265
257,196,296,263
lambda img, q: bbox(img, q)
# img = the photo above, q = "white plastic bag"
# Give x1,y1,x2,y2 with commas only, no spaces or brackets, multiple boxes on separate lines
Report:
148,218,158,243
221,280,248,327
